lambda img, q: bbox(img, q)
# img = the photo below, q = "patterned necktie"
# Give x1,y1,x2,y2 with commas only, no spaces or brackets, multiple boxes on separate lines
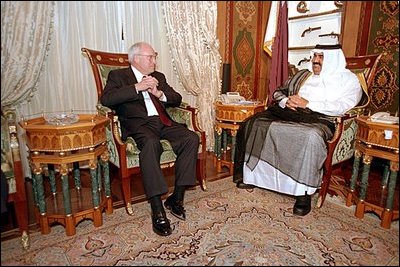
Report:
149,93,172,126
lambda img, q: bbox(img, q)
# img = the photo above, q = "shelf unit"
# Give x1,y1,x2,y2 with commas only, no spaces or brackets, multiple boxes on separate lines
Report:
288,1,344,69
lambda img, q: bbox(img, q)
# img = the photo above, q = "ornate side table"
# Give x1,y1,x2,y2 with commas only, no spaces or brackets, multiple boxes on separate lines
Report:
20,113,113,236
214,101,265,174
346,116,399,229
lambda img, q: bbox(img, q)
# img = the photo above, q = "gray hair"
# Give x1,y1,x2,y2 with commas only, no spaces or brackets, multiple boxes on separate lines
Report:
127,42,145,64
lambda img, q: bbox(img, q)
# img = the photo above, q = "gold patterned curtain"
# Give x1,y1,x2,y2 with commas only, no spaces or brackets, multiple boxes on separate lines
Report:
360,1,399,114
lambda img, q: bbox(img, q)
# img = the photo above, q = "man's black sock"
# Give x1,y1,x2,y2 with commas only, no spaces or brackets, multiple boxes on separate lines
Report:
150,195,164,213
173,185,186,202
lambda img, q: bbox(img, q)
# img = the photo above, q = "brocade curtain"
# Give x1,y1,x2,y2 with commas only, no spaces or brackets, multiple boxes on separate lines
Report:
162,1,222,150
1,1,54,109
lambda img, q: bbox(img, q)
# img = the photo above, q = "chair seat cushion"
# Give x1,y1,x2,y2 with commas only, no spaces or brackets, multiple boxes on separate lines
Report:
125,137,176,168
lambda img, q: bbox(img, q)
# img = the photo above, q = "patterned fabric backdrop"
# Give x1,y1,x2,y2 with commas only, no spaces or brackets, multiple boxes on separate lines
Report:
360,1,399,113
226,1,266,100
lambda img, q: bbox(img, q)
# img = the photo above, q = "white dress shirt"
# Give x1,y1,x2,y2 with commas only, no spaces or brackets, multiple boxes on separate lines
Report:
131,66,167,116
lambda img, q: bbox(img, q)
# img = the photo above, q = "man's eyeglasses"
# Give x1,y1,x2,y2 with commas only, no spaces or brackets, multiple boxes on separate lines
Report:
136,52,158,60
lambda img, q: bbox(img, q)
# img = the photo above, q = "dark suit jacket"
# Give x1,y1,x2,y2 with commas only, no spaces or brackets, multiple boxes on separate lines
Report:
100,67,182,139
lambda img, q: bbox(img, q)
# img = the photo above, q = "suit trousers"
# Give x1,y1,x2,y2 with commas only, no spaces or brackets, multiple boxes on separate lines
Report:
128,116,199,199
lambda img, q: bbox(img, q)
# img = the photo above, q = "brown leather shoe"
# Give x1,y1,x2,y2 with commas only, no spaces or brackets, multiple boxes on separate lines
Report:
164,195,186,221
293,195,311,216
152,211,172,236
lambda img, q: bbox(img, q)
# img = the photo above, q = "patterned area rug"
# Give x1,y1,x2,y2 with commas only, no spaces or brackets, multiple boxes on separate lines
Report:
1,177,399,266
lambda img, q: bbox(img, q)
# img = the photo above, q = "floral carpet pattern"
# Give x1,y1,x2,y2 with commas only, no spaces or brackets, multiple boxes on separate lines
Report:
1,177,399,266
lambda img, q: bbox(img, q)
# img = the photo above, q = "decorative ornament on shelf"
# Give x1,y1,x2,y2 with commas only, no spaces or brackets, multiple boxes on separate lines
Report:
334,1,344,9
297,1,309,13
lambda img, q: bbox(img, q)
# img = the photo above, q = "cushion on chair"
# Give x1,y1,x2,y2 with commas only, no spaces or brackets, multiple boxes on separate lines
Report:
332,69,371,165
346,71,370,116
332,119,358,165
125,137,177,167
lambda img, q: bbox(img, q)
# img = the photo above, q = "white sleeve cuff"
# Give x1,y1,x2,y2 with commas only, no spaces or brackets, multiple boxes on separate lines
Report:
279,97,288,108
159,92,167,102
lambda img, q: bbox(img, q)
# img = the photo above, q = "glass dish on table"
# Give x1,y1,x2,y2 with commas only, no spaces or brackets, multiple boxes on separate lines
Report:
44,112,79,126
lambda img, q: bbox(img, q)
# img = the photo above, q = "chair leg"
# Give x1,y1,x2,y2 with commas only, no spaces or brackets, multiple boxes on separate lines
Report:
316,171,332,208
13,199,30,249
196,157,207,191
121,175,133,216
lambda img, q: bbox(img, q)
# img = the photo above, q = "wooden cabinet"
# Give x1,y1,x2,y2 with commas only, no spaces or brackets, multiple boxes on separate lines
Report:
288,1,344,69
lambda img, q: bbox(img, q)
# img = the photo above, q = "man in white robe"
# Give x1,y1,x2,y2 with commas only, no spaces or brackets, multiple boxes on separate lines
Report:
234,44,362,216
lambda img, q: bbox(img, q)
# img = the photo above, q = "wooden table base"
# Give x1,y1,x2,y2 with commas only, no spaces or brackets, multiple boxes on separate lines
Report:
36,187,113,236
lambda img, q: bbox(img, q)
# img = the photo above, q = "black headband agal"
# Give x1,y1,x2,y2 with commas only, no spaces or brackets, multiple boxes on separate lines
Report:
314,44,342,50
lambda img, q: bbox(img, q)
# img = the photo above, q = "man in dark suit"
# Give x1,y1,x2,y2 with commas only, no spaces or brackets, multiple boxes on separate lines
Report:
100,42,199,236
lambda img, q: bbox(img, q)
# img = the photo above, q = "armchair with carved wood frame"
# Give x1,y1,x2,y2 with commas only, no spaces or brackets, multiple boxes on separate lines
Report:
316,53,382,207
1,109,30,249
81,47,207,215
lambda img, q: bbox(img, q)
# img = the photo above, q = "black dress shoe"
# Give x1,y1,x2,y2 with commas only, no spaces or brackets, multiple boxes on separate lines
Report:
293,195,312,216
164,195,186,221
152,211,172,236
236,181,255,189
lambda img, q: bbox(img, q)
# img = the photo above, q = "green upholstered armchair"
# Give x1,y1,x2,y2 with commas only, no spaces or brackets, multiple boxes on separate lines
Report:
1,109,29,249
81,47,207,216
317,53,382,208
